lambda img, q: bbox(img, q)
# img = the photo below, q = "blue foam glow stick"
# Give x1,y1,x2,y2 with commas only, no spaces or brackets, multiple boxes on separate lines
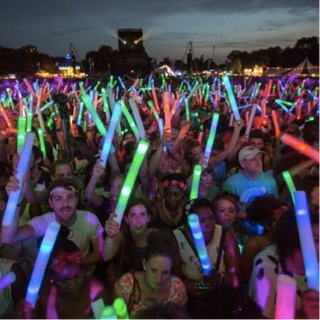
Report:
222,75,240,121
2,133,35,227
113,141,149,225
188,214,213,275
282,171,296,204
203,113,220,168
117,76,126,90
26,221,61,308
293,191,319,291
100,101,123,168
0,272,16,291
190,164,202,200
77,102,84,126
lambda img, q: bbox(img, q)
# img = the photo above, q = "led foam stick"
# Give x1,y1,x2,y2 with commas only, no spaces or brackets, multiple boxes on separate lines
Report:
0,103,12,128
81,91,107,136
190,164,202,200
171,94,185,117
275,275,297,319
282,171,296,204
188,214,212,275
203,113,220,168
37,128,47,159
163,91,171,132
187,80,199,99
293,191,319,291
76,102,84,126
101,88,111,122
0,272,16,291
128,98,146,140
222,75,240,122
92,298,105,319
17,115,26,154
271,110,281,138
121,103,139,141
244,104,257,136
2,132,35,227
113,297,129,319
151,88,160,113
281,133,319,163
6,88,14,109
26,111,33,132
40,101,54,113
23,78,36,98
100,101,123,168
117,76,126,90
113,140,149,225
184,98,190,121
26,221,60,308
101,306,116,319
36,105,47,134
147,101,159,120
275,100,289,113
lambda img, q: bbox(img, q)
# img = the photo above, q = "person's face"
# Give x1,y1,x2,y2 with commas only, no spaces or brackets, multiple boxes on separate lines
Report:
190,146,203,164
186,130,195,141
215,199,236,227
110,176,124,203
49,188,78,224
144,256,172,290
123,133,135,145
53,164,73,180
201,170,212,187
250,138,264,150
240,153,263,175
52,263,84,299
70,123,78,137
197,206,215,243
125,204,150,235
8,135,16,145
164,185,183,209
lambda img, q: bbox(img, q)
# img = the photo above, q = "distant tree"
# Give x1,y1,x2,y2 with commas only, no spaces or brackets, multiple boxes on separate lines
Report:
230,58,242,73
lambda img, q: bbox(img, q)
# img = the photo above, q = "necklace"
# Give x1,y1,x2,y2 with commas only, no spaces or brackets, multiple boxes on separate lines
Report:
160,199,183,226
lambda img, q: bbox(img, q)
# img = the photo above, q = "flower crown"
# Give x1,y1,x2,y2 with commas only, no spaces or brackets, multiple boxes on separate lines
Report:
50,249,83,272
162,179,187,191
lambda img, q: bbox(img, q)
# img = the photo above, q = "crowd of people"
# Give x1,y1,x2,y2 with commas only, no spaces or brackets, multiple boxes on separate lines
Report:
0,72,319,319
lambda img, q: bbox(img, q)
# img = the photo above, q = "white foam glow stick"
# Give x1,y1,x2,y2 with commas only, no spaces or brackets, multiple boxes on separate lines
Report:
128,98,145,140
203,113,220,168
245,104,257,136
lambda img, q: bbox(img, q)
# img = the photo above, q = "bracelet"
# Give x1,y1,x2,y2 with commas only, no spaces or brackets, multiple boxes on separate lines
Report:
194,281,212,291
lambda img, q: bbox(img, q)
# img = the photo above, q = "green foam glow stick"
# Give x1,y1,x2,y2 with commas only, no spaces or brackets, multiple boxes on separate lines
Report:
113,297,129,319
101,88,111,122
222,75,240,121
184,98,190,121
190,164,202,200
101,306,116,319
17,116,26,153
37,128,47,158
26,111,33,132
113,140,149,225
121,103,139,141
282,171,296,204
147,101,159,120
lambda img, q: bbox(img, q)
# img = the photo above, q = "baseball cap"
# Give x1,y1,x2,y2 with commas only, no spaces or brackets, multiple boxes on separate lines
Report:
238,146,265,162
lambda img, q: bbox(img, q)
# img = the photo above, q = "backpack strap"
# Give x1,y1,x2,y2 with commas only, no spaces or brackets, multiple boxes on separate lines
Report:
215,227,227,271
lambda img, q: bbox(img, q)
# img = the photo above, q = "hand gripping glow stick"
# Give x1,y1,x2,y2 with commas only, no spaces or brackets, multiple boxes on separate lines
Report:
190,164,202,200
26,221,61,308
0,272,16,291
121,102,139,141
275,275,297,319
113,141,149,225
37,128,47,158
282,171,296,204
244,104,257,136
2,133,35,227
271,110,281,138
100,101,123,168
203,113,220,168
113,297,129,319
101,306,116,319
128,98,146,140
81,90,107,136
294,191,319,291
163,91,171,132
188,214,213,275
222,75,240,122
281,134,319,163
17,116,26,154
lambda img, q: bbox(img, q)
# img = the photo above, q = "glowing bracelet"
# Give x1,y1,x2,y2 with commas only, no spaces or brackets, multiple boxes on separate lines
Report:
128,98,146,139
121,102,139,141
190,164,202,200
81,91,107,136
0,272,16,291
37,128,47,158
101,306,116,319
26,221,61,308
163,91,171,132
222,75,240,121
100,101,123,168
282,171,296,203
294,191,319,291
188,214,213,275
113,297,129,319
203,113,220,168
113,140,149,225
244,104,257,136
2,133,35,227
275,275,297,319
271,110,281,138
17,116,26,154
281,133,319,163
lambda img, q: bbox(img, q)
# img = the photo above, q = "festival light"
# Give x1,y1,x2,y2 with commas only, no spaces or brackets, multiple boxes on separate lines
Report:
188,214,212,275
222,75,240,122
0,272,16,291
2,133,35,227
26,221,61,308
113,140,149,225
294,191,319,291
275,275,297,319
203,113,220,168
190,165,202,200
281,134,319,163
113,297,129,319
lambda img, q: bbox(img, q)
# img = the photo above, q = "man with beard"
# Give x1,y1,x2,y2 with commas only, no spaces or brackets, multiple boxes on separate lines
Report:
1,178,104,274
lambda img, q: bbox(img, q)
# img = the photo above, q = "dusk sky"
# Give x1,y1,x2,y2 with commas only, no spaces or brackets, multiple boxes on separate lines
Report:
1,0,318,64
